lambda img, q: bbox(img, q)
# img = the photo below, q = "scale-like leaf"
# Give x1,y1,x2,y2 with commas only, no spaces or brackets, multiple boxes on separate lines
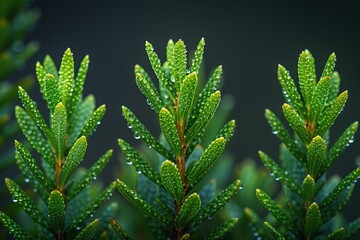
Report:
79,104,106,138
145,41,175,100
186,91,221,144
310,76,331,123
15,141,53,192
320,168,360,209
59,136,87,188
59,48,75,107
48,190,65,232
327,228,345,240
67,149,113,200
176,193,201,228
159,108,182,156
43,55,59,79
178,72,197,121
298,50,316,107
190,37,205,74
190,180,241,229
204,218,238,240
256,189,293,230
282,103,309,144
118,139,161,185
160,160,183,203
258,151,302,196
278,64,305,116
315,91,348,136
263,221,286,240
0,211,33,240
304,202,321,237
307,136,326,178
110,218,132,240
321,53,336,79
302,175,316,203
122,106,172,160
265,109,305,164
188,66,222,128
5,178,48,227
74,219,99,240
52,102,67,162
319,122,358,176
116,179,170,224
135,73,164,113
170,40,187,92
68,181,116,231
15,106,54,166
187,137,225,187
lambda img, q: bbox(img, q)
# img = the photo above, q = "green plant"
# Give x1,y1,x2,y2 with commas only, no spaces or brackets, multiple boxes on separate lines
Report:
0,49,117,239
0,0,39,171
112,38,241,239
249,50,360,239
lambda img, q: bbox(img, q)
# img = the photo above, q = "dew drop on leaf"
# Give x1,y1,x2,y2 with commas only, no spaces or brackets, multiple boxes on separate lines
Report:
126,158,132,165
134,132,141,139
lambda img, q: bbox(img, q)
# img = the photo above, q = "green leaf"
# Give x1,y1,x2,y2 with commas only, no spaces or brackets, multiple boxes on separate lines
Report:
122,106,172,160
52,102,67,163
118,139,161,185
43,73,62,113
298,50,316,107
59,48,75,107
244,208,265,239
68,55,90,117
204,218,238,240
315,91,348,136
160,160,183,203
190,180,241,229
178,72,198,121
68,95,95,146
15,141,53,192
79,104,106,138
43,55,59,79
256,189,293,230
135,73,164,113
302,175,316,203
74,219,99,240
310,76,331,123
110,218,132,240
188,66,222,128
346,217,360,239
321,53,336,79
15,106,54,167
258,151,302,196
145,41,175,100
134,64,160,100
327,71,341,104
186,91,221,144
5,178,48,227
166,39,175,63
48,190,65,232
282,103,309,144
190,37,205,74
67,149,113,200
319,121,358,176
18,86,52,138
176,193,201,228
0,211,33,240
263,221,286,240
304,202,321,237
265,109,305,164
159,107,182,156
327,228,345,240
116,179,170,224
59,136,88,188
170,40,187,92
216,119,236,142
320,168,360,209
186,137,225,187
180,234,190,240
68,181,116,231
307,135,326,178
278,64,305,116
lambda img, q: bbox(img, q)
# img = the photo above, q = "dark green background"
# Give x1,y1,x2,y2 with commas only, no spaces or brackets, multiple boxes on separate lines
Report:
18,0,360,222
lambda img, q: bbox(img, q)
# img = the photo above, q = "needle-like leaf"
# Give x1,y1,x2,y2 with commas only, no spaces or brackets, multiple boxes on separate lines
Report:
48,190,65,232
160,160,183,203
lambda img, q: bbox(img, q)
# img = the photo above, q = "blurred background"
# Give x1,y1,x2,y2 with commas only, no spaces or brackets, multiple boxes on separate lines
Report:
6,0,360,222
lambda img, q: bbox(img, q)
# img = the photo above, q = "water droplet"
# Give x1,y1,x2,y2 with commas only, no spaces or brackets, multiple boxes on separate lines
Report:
24,178,30,183
76,227,81,231
126,158,132,165
186,69,190,74
90,214,94,218
170,76,175,83
93,176,97,180
134,132,140,139
272,130,278,135
275,177,280,181
137,170,142,174
127,122,132,128
146,99,151,105
12,199,18,203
